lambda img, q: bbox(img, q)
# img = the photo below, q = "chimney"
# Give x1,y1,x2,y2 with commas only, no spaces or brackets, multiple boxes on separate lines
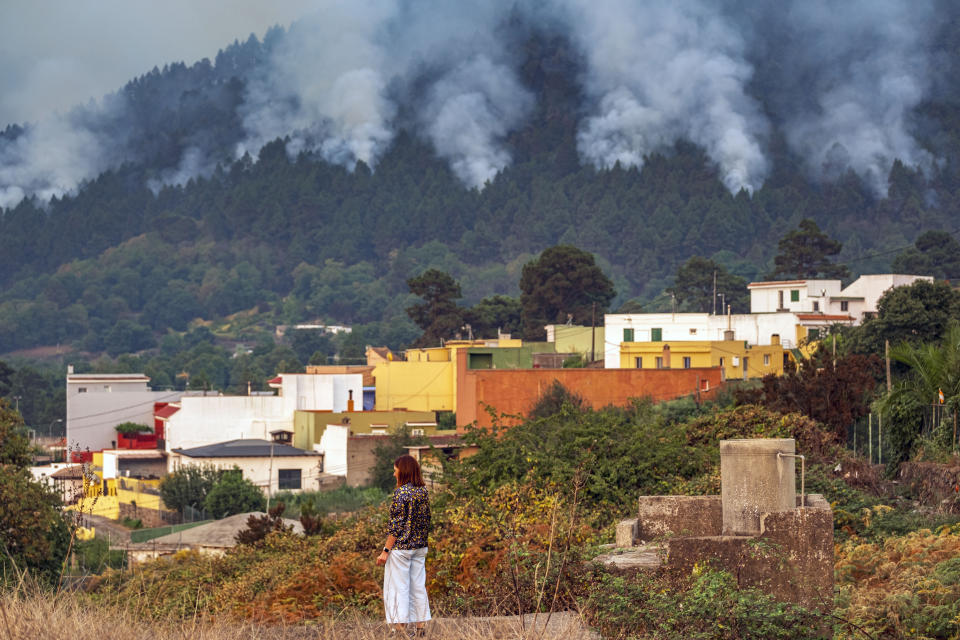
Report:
347,389,355,412
724,330,735,341
771,334,781,346
67,364,74,375
662,344,671,369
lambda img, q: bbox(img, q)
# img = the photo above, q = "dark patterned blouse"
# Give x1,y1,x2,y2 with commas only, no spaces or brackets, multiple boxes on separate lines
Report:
388,483,431,550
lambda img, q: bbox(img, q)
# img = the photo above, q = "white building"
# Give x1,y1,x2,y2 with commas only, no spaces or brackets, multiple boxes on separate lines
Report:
163,373,362,452
748,274,932,320
168,439,323,494
66,368,182,453
604,274,932,369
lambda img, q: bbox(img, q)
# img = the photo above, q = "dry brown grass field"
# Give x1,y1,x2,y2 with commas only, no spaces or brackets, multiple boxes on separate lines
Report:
0,589,597,640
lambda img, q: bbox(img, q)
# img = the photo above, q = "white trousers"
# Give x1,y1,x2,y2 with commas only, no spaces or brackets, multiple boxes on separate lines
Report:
383,547,431,624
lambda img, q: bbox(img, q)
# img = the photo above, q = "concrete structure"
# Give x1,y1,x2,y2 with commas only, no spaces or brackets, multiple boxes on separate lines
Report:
607,438,833,610
618,339,787,380
749,274,932,320
316,425,391,487
66,369,182,453
405,436,478,488
293,409,438,451
720,438,795,535
456,350,723,429
163,373,362,452
169,439,323,495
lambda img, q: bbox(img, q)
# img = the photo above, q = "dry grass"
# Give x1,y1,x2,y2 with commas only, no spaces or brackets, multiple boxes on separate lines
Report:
0,589,597,640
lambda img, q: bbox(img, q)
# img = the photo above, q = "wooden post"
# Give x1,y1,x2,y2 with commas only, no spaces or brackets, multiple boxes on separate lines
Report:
869,412,873,464
885,340,892,392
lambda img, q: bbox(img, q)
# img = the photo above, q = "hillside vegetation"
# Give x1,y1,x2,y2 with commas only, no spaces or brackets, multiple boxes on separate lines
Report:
3,23,960,356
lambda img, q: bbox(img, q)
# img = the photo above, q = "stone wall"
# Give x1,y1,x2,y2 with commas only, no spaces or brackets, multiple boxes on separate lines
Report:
663,494,833,611
119,501,180,528
638,495,722,540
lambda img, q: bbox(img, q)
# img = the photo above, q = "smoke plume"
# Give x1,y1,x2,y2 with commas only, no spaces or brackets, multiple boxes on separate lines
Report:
559,0,770,194
0,0,948,207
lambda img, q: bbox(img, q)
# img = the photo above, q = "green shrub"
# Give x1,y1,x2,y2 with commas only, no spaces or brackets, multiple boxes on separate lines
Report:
580,567,825,639
203,470,265,518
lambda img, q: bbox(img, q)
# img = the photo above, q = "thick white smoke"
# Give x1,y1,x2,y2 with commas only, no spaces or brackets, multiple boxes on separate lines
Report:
766,0,936,196
0,0,948,206
416,55,533,188
237,3,397,168
0,104,116,209
559,0,770,193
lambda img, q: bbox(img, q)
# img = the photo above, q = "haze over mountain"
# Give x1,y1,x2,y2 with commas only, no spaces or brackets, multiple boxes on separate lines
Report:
1,0,959,355
0,0,950,207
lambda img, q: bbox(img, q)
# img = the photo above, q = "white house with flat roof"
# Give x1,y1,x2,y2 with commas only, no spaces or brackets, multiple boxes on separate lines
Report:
162,373,362,452
66,368,182,453
748,274,932,320
604,274,932,369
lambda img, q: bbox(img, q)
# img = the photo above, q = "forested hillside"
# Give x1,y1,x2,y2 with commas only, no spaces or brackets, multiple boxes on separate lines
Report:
3,6,960,357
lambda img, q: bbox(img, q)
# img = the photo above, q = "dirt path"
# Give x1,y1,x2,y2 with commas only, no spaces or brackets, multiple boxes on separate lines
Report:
75,513,133,545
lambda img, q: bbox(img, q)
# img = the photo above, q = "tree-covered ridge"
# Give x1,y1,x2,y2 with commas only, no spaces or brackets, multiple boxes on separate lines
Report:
2,28,960,355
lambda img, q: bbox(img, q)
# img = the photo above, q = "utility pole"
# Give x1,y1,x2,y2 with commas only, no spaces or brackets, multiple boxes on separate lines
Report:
590,302,596,365
712,270,717,315
267,439,275,511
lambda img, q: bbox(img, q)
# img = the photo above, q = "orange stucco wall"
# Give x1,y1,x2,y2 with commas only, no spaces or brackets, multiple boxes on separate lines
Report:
456,349,723,429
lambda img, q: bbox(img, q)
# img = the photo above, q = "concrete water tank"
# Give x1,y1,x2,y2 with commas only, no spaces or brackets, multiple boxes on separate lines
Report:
720,438,796,535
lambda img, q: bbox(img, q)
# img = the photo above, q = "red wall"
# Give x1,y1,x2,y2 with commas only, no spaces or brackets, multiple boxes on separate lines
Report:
456,350,723,429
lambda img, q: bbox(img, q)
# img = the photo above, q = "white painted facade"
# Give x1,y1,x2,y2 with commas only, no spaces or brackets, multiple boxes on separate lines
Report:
168,451,323,495
605,274,932,368
163,374,362,452
603,312,802,368
316,424,349,478
66,372,182,453
749,274,932,320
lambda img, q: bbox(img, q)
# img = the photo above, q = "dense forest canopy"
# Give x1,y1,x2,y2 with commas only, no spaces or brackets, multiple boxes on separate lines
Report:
2,2,960,358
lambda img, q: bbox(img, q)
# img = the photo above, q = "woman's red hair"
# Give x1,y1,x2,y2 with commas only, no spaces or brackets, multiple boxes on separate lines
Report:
394,454,425,488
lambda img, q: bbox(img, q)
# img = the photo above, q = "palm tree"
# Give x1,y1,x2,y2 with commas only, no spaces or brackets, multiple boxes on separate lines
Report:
879,322,960,464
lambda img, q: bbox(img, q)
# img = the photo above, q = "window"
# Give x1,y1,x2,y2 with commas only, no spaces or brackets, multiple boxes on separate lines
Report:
808,328,820,340
469,353,493,369
841,301,849,311
689,328,697,335
623,328,634,342
655,357,664,369
635,357,643,369
790,290,800,302
812,301,820,312
719,357,724,368
682,357,691,369
278,469,302,490
371,428,387,435
778,290,784,309
103,385,111,392
411,428,425,437
78,387,87,393
651,328,662,341
763,354,770,366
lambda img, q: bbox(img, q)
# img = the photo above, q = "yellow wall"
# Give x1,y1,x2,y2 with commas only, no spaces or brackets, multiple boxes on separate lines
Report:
619,340,786,380
551,325,605,357
373,360,456,411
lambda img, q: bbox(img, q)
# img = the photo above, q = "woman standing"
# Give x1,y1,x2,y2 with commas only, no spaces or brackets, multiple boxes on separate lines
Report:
377,454,431,636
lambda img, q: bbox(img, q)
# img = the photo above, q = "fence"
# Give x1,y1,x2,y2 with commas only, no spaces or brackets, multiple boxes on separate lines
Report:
847,407,960,465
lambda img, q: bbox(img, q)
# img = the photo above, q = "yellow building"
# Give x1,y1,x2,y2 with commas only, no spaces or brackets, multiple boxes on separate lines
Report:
618,339,787,380
372,339,522,412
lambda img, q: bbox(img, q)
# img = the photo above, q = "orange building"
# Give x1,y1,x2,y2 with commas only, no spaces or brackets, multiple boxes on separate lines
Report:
455,350,723,429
